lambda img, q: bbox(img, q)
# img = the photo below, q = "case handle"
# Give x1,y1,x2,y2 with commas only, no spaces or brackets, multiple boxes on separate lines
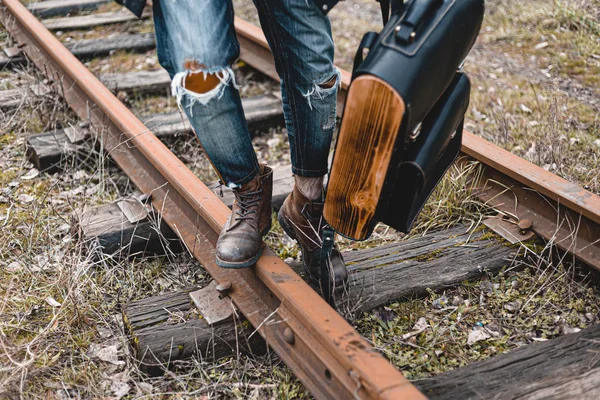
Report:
396,0,443,43
352,31,379,75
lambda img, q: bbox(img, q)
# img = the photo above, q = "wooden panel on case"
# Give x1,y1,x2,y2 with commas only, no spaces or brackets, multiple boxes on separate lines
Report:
324,75,405,240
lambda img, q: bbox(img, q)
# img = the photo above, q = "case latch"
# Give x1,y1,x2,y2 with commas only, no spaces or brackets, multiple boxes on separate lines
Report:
395,0,443,43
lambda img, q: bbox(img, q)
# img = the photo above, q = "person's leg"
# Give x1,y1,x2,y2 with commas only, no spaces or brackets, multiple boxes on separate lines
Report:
153,0,259,188
252,0,347,290
252,0,341,181
153,0,272,268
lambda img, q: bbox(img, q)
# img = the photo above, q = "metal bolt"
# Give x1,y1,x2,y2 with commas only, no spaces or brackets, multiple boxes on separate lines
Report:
283,327,295,345
518,219,533,234
216,282,232,298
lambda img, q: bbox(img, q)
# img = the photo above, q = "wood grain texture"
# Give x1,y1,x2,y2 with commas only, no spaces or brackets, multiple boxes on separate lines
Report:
324,75,405,240
79,202,181,257
27,0,109,18
124,225,515,375
417,323,600,399
0,33,156,69
43,11,148,31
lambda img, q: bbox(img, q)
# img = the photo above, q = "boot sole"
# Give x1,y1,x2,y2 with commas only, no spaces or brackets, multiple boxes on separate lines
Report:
215,247,264,269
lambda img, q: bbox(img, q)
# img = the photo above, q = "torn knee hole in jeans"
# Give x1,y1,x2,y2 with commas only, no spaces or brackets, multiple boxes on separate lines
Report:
302,68,342,111
171,61,239,116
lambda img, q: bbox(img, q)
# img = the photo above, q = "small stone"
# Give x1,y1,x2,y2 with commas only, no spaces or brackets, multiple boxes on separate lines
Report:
72,170,89,180
137,382,153,394
480,281,494,294
485,323,500,337
117,91,129,102
18,194,35,204
504,301,522,312
519,104,533,114
451,295,464,306
561,324,581,335
585,313,595,322
432,295,448,309
111,381,131,399
534,41,548,49
45,296,62,308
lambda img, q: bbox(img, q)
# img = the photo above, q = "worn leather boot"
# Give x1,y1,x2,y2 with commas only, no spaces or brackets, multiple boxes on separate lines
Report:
278,184,348,291
215,164,273,268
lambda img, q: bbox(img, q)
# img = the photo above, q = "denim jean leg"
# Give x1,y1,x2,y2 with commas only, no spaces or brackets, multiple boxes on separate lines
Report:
252,0,340,177
153,0,259,187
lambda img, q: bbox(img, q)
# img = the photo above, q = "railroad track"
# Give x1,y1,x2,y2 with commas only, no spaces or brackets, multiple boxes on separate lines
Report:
1,0,599,398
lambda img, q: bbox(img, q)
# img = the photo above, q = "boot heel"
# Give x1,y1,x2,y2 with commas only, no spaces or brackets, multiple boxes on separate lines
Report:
277,212,297,240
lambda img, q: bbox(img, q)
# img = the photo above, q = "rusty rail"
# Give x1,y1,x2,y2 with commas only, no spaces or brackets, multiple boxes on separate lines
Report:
234,17,600,269
0,0,426,398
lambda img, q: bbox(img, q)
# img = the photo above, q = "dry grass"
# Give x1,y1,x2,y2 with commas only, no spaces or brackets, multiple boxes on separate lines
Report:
0,61,306,398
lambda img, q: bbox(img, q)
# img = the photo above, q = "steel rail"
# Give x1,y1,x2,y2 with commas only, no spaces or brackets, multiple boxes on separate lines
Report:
0,1,426,399
233,17,600,269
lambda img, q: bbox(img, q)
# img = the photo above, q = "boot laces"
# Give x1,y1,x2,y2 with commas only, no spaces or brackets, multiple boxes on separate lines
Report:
234,189,262,221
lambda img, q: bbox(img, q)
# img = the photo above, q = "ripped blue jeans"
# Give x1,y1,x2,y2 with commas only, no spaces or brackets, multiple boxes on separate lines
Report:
153,0,340,187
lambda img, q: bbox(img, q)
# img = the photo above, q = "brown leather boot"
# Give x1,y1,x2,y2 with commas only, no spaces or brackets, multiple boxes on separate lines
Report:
215,165,273,268
278,184,348,291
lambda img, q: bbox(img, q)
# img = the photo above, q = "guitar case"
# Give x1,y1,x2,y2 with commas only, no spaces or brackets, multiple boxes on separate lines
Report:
323,0,484,240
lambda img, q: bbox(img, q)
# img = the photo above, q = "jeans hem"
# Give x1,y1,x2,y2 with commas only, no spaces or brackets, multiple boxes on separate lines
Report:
226,166,261,188
292,166,328,177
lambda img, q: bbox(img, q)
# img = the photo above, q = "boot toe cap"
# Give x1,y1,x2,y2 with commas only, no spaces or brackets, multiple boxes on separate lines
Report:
215,233,263,268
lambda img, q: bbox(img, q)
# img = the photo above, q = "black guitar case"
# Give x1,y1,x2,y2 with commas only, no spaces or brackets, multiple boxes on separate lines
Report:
323,0,484,240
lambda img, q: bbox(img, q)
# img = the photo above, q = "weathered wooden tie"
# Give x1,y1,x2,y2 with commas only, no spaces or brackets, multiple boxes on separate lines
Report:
1,33,156,68
123,225,516,375
43,10,151,31
79,197,182,257
417,323,600,399
0,83,52,110
26,0,110,18
27,94,283,172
